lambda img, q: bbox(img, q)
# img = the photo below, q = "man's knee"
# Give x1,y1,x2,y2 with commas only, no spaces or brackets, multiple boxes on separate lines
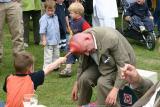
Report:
78,75,91,87
97,77,112,89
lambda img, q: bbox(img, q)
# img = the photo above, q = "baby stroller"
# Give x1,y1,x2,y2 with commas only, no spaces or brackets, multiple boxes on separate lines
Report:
120,0,156,50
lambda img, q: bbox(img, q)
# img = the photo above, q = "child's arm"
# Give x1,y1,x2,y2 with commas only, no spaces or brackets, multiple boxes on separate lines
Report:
43,57,67,75
65,16,70,32
41,34,47,47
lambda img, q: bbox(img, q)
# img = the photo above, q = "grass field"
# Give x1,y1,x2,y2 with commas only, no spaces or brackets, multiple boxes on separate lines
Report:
0,19,160,106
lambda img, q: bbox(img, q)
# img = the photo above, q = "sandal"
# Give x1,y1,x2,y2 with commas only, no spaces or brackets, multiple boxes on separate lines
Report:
59,68,72,77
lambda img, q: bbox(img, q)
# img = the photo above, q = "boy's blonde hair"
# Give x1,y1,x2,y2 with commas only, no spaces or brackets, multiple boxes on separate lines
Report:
14,52,34,72
44,0,56,9
68,2,84,15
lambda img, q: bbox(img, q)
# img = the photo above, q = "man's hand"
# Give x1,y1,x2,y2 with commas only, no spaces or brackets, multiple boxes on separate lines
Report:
105,87,119,106
121,64,140,84
71,82,78,101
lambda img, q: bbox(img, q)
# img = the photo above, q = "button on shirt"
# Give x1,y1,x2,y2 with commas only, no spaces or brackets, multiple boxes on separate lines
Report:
0,0,11,2
39,14,60,45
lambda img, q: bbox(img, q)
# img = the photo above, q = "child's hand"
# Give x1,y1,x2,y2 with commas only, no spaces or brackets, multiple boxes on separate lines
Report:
43,57,67,75
42,40,47,47
58,57,67,64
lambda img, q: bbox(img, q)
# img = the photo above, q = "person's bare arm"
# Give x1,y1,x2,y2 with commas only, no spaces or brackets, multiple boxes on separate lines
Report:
43,57,67,75
121,64,142,88
41,34,47,47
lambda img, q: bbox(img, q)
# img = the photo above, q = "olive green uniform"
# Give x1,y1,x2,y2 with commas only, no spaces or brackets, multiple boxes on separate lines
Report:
77,27,136,106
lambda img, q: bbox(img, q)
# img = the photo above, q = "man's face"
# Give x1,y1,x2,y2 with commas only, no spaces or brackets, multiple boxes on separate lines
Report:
70,33,95,56
46,8,55,16
136,0,145,4
78,38,95,56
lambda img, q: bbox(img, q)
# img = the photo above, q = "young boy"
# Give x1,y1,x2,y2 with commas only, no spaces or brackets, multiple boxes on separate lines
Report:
125,0,154,33
59,2,91,77
39,0,60,69
55,0,70,52
3,52,66,107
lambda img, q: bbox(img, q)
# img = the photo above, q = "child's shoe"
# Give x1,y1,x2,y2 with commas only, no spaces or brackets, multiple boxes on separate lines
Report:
139,26,146,32
59,68,72,77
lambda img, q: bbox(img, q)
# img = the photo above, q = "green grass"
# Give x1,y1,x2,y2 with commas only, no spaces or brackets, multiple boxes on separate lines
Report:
0,18,160,107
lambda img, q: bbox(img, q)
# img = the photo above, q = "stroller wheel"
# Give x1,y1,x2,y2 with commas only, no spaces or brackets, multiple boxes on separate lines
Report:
145,32,156,50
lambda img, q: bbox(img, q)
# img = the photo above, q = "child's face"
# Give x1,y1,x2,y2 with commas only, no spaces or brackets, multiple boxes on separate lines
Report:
46,8,55,16
136,0,145,5
69,11,80,20
56,0,64,4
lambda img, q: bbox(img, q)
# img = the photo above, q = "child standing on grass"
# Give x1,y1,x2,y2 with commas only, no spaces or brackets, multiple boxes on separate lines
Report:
39,0,60,69
3,52,66,107
59,2,91,77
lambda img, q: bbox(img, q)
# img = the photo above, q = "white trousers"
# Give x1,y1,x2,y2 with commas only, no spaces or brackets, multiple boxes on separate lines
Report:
92,16,116,29
43,45,60,69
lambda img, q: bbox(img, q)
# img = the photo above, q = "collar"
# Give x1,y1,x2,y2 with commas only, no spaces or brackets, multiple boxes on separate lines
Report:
73,16,82,21
45,14,56,18
91,33,97,50
15,74,28,76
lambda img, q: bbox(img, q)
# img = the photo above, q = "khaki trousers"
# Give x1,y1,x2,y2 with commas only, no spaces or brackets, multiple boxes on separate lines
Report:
77,64,120,107
0,1,24,60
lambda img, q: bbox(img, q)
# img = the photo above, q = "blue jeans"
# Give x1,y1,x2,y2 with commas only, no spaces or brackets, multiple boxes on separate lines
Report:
130,15,154,32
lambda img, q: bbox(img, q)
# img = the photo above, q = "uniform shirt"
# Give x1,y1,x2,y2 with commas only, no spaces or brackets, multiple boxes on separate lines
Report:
125,2,151,18
0,0,11,2
39,14,60,45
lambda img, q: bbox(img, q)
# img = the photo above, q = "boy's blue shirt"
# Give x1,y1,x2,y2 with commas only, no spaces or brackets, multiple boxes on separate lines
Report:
39,13,60,45
0,0,11,2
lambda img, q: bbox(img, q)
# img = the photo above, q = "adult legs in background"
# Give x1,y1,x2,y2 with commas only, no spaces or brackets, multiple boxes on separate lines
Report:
6,2,25,56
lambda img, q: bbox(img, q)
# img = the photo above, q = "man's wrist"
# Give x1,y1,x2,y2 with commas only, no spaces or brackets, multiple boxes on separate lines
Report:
112,87,119,92
131,74,142,88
